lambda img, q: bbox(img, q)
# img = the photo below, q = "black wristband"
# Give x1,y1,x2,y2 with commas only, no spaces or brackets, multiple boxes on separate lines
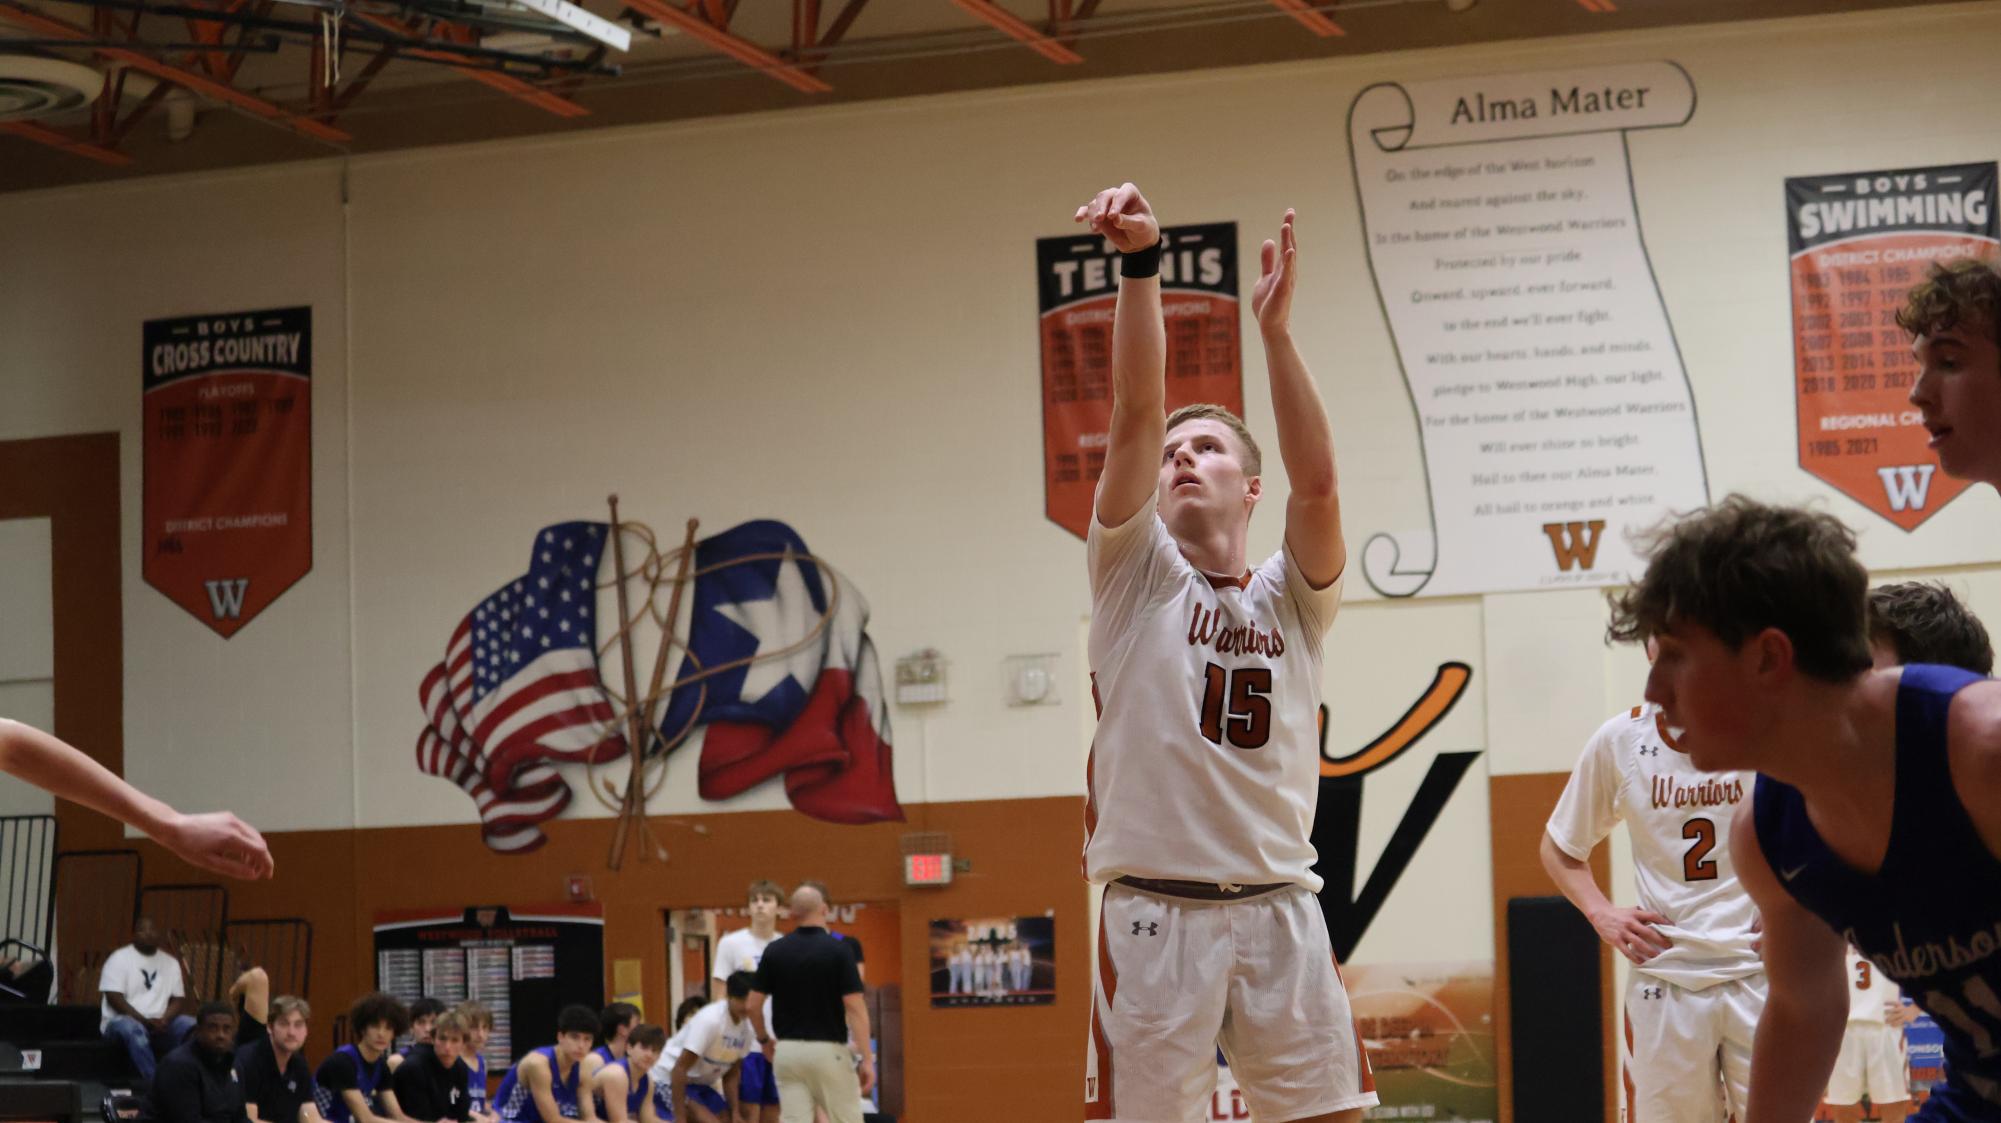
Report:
1119,240,1162,279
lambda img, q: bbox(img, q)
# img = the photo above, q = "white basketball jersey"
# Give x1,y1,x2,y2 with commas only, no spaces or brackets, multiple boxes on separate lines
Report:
1846,946,1901,1024
1546,704,1761,990
1084,497,1342,890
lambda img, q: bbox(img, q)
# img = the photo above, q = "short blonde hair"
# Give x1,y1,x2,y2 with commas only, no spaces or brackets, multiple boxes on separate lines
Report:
1165,404,1261,476
454,1001,495,1030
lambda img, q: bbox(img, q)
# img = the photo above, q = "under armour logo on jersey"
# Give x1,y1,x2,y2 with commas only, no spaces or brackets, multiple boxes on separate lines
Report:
140,969,158,989
1131,921,1158,936
1640,985,1664,1000
1637,745,1660,757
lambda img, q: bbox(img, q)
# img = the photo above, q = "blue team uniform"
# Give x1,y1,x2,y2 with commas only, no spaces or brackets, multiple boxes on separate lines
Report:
1754,664,2001,1120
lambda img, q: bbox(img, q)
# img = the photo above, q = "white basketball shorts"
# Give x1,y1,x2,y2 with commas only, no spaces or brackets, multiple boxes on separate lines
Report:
1825,1021,1909,1106
1085,882,1377,1122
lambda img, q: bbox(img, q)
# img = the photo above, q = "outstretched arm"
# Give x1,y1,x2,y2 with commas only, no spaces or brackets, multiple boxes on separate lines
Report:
0,718,272,879
1732,812,1848,1123
1252,211,1344,587
1075,183,1166,530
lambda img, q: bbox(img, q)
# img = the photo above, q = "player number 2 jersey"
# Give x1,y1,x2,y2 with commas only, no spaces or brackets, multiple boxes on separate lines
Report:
1546,704,1761,990
1084,496,1342,890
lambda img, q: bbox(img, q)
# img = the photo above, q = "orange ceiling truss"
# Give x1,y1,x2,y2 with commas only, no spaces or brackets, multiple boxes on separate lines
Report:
1576,0,1617,9
787,0,869,78
950,0,1082,64
0,0,352,166
346,10,590,117
0,0,624,167
619,0,833,93
1268,0,1344,37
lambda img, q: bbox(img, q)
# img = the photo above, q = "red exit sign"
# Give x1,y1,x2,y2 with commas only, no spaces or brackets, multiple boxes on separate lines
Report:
904,852,953,886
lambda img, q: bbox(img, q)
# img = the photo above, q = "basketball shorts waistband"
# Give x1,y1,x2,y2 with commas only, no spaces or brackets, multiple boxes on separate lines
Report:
1113,876,1293,901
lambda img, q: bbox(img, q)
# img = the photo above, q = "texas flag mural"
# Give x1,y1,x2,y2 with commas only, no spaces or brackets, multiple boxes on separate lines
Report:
415,517,902,853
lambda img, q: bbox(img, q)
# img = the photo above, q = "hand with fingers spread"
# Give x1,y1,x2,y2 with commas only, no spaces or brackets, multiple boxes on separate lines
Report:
1591,904,1675,965
1073,182,1159,254
1251,209,1300,336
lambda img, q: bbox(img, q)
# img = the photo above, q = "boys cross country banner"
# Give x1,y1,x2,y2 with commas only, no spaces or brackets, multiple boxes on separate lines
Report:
1037,223,1243,540
142,307,312,637
1787,162,1997,530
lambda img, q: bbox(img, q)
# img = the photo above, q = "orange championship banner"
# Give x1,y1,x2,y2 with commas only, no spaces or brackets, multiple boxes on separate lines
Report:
143,306,312,637
1038,223,1243,540
1788,163,1997,529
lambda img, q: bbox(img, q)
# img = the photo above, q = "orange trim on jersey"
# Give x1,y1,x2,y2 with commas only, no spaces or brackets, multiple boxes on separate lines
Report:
1624,1010,1638,1123
1087,902,1118,1119
1652,710,1684,752
1202,570,1252,591
1082,673,1103,878
1630,705,1643,719
1082,740,1100,878
1331,951,1376,1093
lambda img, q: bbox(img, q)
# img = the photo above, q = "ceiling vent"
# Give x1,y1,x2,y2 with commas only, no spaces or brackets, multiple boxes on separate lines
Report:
0,56,105,123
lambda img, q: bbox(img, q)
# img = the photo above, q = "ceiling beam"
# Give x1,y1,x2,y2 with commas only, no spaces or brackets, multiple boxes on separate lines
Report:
621,0,830,93
951,0,1082,63
0,120,134,165
349,10,591,117
0,0,349,142
1268,0,1344,36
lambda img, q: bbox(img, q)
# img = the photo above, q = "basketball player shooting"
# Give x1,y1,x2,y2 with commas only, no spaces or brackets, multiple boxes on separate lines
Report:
1075,182,1375,1123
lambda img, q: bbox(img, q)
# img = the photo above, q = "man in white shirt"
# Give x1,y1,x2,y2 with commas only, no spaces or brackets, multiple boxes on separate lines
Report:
712,879,783,1123
100,916,195,1082
655,972,756,1123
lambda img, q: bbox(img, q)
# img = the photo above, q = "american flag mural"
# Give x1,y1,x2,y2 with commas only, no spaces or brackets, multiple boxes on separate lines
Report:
415,518,901,853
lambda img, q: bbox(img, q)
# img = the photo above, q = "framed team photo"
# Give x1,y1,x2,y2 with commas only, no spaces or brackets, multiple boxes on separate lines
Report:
928,915,1055,1008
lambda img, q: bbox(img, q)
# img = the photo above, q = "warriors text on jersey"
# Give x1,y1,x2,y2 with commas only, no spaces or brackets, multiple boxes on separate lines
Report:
1546,703,1761,989
1083,496,1342,890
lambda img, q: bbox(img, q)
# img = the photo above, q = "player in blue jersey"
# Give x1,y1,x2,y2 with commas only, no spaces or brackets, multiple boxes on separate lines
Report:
582,1003,641,1089
589,1022,664,1123
494,1005,600,1123
1608,497,2001,1122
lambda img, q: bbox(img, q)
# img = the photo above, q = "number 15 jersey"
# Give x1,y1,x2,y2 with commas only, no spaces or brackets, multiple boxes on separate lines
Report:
1084,496,1342,891
1546,705,1761,990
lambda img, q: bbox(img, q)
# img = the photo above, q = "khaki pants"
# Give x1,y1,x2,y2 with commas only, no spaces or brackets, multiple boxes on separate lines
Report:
772,1039,864,1123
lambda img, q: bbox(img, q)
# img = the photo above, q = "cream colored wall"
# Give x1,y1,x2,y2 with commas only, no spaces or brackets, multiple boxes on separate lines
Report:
0,6,1997,971
0,167,356,829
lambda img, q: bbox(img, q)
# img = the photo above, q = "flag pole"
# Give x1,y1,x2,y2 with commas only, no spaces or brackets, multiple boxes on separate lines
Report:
605,495,651,870
620,517,701,863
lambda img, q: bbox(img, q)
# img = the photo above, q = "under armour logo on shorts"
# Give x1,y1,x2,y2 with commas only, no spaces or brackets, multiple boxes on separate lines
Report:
1641,985,1664,999
1131,921,1158,936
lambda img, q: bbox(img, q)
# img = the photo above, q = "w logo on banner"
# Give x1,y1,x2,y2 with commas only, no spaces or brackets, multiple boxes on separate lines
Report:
413,518,901,853
204,579,250,620
1540,520,1606,572
1876,464,1937,512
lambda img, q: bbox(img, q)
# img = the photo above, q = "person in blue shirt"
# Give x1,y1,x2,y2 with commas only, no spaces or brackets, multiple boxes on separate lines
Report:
1609,497,2001,1122
589,1023,663,1123
314,993,410,1123
493,1005,599,1123
581,1002,640,1090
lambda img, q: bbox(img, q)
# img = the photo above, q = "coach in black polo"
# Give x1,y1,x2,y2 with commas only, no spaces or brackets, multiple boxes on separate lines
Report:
746,884,873,1123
